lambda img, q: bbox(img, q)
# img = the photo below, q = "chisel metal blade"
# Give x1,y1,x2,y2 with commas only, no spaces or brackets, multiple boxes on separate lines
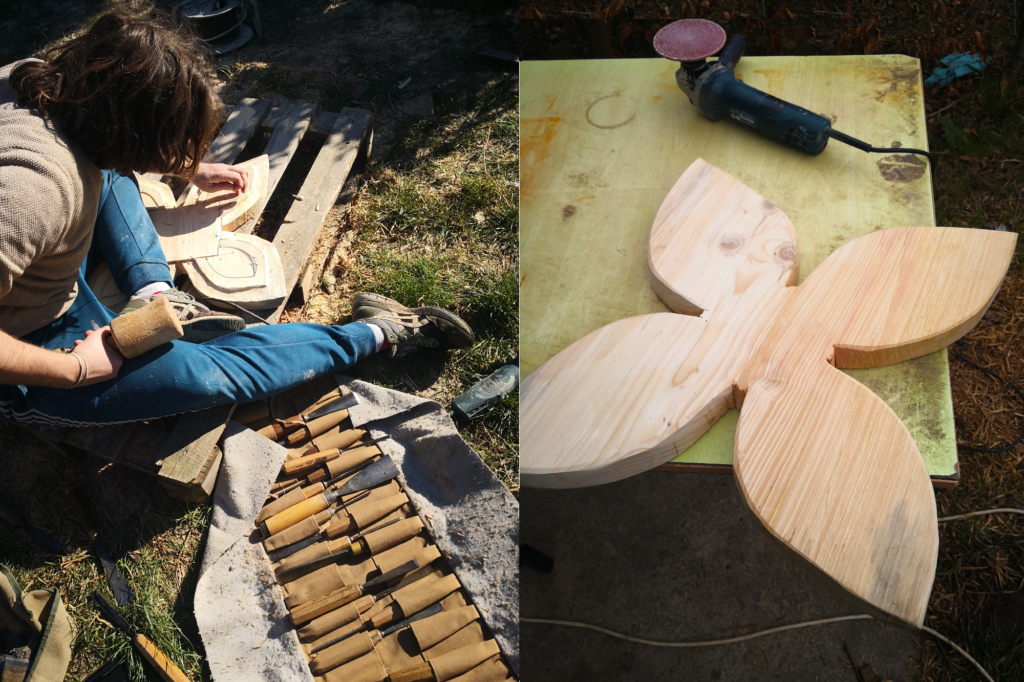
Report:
66,487,133,606
303,390,361,422
91,590,136,636
95,539,133,607
333,455,400,497
379,602,444,637
360,559,421,591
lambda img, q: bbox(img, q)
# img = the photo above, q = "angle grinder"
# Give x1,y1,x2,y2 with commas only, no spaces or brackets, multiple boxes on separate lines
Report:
653,20,932,164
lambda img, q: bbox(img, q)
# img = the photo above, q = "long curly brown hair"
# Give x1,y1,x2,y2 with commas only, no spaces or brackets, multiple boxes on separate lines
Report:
9,12,221,179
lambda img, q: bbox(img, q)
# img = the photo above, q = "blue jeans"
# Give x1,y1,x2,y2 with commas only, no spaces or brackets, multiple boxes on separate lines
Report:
0,171,377,426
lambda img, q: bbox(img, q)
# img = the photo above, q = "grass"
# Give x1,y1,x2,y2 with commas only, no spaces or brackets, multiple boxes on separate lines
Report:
0,0,518,679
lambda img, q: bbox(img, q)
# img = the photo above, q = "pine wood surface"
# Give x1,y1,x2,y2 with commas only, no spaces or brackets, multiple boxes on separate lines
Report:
520,55,965,478
521,158,1017,626
181,232,287,310
135,174,176,209
149,203,222,262
179,155,269,232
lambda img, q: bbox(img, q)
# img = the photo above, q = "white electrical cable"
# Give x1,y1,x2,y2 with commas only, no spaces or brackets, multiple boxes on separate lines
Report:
939,507,1024,523
522,616,994,682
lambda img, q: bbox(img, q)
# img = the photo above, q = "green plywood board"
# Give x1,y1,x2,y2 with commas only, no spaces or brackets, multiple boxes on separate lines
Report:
521,55,957,480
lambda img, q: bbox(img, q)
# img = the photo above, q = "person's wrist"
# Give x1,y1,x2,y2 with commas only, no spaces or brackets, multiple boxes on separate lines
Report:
60,352,84,388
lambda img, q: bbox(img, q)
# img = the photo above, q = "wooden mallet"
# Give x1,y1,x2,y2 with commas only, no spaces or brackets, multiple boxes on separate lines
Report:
108,297,183,359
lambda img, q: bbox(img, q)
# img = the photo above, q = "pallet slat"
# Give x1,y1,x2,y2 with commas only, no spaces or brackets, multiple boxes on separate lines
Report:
207,97,271,164
237,102,318,236
268,108,373,322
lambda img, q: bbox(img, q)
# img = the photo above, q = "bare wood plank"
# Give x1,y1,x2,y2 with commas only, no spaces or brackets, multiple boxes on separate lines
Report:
235,102,318,237
260,107,338,137
266,108,372,322
156,403,236,487
206,98,271,164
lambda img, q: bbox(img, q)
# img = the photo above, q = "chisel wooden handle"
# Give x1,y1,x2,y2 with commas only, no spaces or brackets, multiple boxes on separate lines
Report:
133,633,190,682
282,448,341,475
290,584,365,625
390,661,435,682
262,494,329,536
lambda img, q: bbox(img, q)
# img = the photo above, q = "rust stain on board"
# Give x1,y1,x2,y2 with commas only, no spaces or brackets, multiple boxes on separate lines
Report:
752,69,787,93
877,154,927,183
521,117,562,197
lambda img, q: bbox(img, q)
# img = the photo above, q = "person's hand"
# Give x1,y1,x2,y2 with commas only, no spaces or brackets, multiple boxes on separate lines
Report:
192,162,248,195
72,327,124,386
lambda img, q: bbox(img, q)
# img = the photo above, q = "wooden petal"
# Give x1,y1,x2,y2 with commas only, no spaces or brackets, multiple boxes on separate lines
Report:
521,313,727,488
734,362,937,628
648,159,798,316
798,226,1016,369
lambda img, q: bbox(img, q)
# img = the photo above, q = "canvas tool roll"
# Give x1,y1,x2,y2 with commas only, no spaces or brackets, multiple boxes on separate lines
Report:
252,379,515,682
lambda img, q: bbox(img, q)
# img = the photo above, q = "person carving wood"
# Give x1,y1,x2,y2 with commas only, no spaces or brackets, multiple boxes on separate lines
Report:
0,13,473,425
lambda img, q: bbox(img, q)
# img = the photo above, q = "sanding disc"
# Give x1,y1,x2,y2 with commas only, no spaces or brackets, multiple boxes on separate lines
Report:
653,19,727,62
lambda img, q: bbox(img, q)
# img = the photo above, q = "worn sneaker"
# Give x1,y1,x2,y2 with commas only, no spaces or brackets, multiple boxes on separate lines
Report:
120,287,245,344
353,292,474,358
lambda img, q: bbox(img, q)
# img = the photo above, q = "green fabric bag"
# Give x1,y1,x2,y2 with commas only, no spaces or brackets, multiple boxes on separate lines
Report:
0,565,73,682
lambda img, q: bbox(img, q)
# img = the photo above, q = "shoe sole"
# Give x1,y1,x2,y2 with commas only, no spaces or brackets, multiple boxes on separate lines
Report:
351,293,474,348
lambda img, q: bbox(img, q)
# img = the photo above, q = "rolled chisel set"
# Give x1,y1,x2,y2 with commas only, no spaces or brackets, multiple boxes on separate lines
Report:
235,378,515,682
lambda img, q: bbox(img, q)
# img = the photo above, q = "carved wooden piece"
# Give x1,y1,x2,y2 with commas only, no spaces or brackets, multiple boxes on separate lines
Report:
179,155,269,232
181,232,287,309
521,159,1017,627
136,174,176,209
149,203,222,262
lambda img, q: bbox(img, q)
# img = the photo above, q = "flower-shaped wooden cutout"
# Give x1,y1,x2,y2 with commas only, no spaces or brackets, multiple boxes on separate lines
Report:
521,159,1017,628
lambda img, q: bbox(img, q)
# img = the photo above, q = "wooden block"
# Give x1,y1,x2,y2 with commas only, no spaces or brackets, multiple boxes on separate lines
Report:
150,404,235,489
520,159,1017,627
267,108,372,322
182,232,287,310
261,107,338,138
236,102,318,236
149,203,222,262
206,98,270,164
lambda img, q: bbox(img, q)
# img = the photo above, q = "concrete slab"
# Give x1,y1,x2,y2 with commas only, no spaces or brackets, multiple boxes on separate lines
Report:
521,472,920,682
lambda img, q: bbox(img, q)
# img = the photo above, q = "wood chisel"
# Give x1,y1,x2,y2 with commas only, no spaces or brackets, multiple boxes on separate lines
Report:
308,602,443,674
282,435,390,477
260,455,379,524
0,500,64,555
295,559,421,630
297,563,433,630
66,488,132,606
274,515,404,577
299,389,361,422
92,591,190,682
268,491,408,563
261,456,400,536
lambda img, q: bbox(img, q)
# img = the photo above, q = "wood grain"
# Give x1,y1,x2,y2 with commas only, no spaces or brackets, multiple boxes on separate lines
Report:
149,203,222,262
206,97,270,164
521,56,963,480
521,159,1017,626
180,155,269,232
136,174,176,209
182,232,287,310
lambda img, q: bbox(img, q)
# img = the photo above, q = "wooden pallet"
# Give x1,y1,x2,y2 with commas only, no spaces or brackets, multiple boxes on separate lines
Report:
39,100,373,500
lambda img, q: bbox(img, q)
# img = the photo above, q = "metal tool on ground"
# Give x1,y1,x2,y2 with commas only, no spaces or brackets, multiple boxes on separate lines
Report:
274,515,405,578
261,455,400,536
65,488,133,606
653,19,933,164
302,564,434,637
84,660,130,682
91,591,190,682
296,559,422,630
308,602,443,673
0,500,64,555
451,359,519,421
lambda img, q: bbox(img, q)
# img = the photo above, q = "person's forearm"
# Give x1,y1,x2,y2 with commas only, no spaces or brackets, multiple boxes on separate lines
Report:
0,329,80,388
